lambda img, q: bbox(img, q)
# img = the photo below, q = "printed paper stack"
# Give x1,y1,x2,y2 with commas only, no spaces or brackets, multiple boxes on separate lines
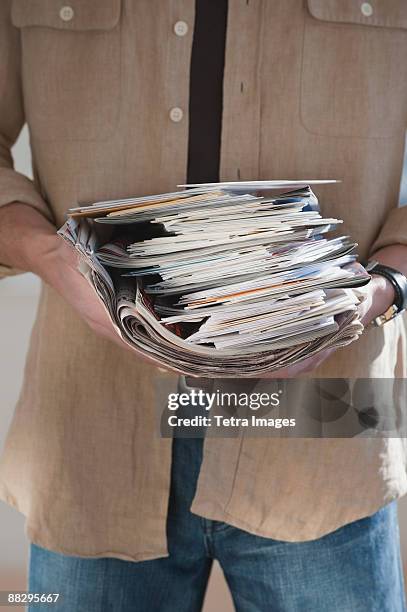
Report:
58,181,370,377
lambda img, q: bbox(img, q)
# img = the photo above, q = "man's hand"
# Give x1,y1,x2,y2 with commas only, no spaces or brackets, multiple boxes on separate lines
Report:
259,252,405,378
39,235,134,349
0,203,159,362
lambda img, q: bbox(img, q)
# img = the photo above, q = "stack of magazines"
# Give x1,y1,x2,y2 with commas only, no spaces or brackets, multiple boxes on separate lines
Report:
58,181,370,376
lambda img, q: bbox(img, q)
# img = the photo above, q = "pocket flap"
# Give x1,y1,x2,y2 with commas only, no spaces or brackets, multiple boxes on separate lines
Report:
307,0,407,30
11,0,121,31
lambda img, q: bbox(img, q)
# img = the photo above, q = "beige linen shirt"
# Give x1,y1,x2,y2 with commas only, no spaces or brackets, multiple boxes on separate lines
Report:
1,0,407,562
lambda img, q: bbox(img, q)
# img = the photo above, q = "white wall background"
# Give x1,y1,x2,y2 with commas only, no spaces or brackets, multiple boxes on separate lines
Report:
0,127,406,608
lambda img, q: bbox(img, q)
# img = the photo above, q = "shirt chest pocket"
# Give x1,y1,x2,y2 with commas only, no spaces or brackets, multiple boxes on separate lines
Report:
11,0,122,142
301,0,407,139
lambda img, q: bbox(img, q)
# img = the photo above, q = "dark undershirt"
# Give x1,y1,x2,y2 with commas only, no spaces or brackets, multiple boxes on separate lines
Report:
187,0,228,184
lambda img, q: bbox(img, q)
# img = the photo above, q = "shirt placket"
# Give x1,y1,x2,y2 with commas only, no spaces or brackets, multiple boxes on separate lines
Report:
192,0,265,526
159,0,195,186
220,0,264,182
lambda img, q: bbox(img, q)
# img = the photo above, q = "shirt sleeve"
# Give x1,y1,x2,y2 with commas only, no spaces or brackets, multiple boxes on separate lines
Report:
0,1,54,279
369,206,407,255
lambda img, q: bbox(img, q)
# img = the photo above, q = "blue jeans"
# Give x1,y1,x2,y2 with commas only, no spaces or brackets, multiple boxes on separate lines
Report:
29,437,406,611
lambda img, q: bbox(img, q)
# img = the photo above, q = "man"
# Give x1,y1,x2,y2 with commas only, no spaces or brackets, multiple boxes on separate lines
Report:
1,1,407,610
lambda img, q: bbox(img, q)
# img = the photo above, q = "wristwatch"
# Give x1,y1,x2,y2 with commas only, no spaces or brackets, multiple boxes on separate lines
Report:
365,260,407,326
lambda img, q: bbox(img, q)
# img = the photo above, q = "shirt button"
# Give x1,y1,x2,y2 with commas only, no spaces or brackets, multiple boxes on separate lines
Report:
59,5,74,21
360,2,373,17
174,21,188,37
169,107,184,122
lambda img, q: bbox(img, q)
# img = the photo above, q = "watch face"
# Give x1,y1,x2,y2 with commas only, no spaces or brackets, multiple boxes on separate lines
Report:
373,305,399,327
365,260,379,273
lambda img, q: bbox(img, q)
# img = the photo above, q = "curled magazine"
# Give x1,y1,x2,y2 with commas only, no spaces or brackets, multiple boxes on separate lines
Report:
58,181,370,377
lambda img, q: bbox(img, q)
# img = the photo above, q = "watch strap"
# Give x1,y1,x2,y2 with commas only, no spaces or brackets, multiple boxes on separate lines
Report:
365,261,407,313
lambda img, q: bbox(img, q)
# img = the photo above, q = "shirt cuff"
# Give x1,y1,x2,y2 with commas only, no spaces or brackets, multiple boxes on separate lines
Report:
369,206,407,256
0,167,54,279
